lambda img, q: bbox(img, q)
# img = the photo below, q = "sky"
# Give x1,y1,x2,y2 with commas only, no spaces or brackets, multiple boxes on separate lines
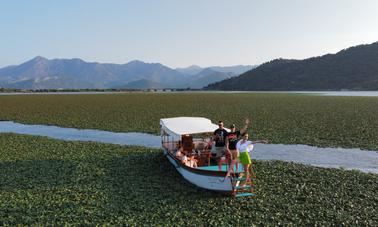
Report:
1,0,378,68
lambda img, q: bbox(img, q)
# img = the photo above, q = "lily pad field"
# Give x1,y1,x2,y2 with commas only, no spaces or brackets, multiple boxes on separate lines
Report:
1,133,377,225
0,93,378,225
1,93,378,150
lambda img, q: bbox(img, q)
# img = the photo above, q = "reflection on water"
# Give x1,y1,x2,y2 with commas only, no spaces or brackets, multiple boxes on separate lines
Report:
1,121,377,174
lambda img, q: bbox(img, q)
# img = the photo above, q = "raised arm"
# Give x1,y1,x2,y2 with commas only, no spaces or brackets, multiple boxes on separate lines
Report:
240,118,250,134
252,140,268,144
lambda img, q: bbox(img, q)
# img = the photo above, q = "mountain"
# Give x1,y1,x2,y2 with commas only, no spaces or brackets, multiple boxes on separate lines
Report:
106,60,189,88
175,65,203,75
1,76,96,90
208,65,256,75
0,57,189,89
175,65,255,76
186,69,234,89
116,79,168,89
0,56,116,89
205,42,378,91
0,57,256,90
175,64,255,89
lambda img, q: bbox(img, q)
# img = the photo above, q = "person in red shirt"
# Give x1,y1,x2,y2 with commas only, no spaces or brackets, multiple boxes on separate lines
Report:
225,118,250,175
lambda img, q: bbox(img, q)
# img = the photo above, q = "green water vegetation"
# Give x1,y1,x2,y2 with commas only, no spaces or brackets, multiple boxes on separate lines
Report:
0,133,377,225
1,93,378,150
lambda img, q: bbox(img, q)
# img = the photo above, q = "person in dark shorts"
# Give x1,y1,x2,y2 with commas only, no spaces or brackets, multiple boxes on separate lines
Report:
225,118,250,175
212,120,228,170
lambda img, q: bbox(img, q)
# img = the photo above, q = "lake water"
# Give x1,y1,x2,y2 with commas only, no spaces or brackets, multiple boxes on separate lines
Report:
298,91,378,97
199,91,378,97
1,91,378,96
1,121,377,174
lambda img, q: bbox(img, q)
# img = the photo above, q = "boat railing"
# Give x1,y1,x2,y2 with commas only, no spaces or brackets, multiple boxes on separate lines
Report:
162,134,215,167
162,141,179,151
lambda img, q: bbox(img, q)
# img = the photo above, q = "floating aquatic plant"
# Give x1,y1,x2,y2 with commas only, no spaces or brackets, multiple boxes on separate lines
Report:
0,134,377,225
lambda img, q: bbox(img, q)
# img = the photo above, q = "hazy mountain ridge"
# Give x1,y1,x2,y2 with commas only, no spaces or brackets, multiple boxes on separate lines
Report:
206,42,378,91
175,65,203,75
175,65,255,76
182,68,235,89
115,79,168,89
0,57,253,89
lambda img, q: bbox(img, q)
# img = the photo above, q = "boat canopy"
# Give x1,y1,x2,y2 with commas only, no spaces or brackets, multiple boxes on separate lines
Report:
160,117,228,140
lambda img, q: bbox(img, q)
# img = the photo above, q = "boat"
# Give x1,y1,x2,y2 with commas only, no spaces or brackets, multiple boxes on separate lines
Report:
160,117,256,197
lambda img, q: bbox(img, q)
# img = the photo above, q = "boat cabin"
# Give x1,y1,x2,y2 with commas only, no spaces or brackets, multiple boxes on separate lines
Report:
160,117,227,169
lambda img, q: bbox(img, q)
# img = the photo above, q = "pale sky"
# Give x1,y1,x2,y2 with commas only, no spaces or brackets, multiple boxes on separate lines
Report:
1,0,378,68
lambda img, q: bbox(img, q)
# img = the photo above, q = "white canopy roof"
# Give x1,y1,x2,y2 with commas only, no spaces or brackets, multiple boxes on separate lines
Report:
160,117,228,140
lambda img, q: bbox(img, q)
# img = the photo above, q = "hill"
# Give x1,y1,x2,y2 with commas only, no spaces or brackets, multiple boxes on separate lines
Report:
175,65,255,76
183,68,234,89
0,57,253,90
206,42,378,90
0,57,188,89
115,79,168,89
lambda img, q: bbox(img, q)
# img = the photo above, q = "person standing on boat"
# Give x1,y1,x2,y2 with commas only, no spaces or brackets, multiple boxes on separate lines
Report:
212,120,228,170
225,118,250,174
236,132,267,183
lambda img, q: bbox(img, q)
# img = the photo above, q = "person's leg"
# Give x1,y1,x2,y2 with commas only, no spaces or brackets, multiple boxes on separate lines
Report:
241,163,249,187
246,164,251,182
226,149,232,166
217,157,223,171
225,159,236,178
216,147,223,171
249,163,255,178
240,152,252,182
228,159,235,174
230,150,239,172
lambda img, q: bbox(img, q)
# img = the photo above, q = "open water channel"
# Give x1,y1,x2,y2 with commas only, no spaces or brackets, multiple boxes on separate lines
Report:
1,121,377,174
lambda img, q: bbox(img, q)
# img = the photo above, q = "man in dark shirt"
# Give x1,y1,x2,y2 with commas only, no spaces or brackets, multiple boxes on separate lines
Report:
212,120,228,170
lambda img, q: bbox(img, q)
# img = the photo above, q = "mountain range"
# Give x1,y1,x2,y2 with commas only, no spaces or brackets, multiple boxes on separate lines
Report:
206,41,378,91
0,57,254,90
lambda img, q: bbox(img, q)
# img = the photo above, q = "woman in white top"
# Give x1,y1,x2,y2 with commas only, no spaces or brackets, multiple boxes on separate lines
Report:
236,132,267,183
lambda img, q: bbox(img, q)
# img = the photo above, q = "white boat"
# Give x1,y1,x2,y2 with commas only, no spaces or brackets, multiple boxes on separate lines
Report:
160,117,256,197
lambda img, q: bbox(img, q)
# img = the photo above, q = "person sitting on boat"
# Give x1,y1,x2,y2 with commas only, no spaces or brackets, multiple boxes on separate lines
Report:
212,120,229,171
236,132,267,183
225,118,250,175
175,148,198,168
185,155,198,168
175,149,187,163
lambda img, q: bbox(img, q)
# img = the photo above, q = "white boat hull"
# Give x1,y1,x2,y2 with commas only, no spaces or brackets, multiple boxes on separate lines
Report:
164,149,233,192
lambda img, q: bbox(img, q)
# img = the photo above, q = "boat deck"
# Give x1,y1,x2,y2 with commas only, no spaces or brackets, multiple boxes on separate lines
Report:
197,163,245,173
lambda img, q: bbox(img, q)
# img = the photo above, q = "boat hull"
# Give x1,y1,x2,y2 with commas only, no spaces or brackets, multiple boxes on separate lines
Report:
164,149,233,192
